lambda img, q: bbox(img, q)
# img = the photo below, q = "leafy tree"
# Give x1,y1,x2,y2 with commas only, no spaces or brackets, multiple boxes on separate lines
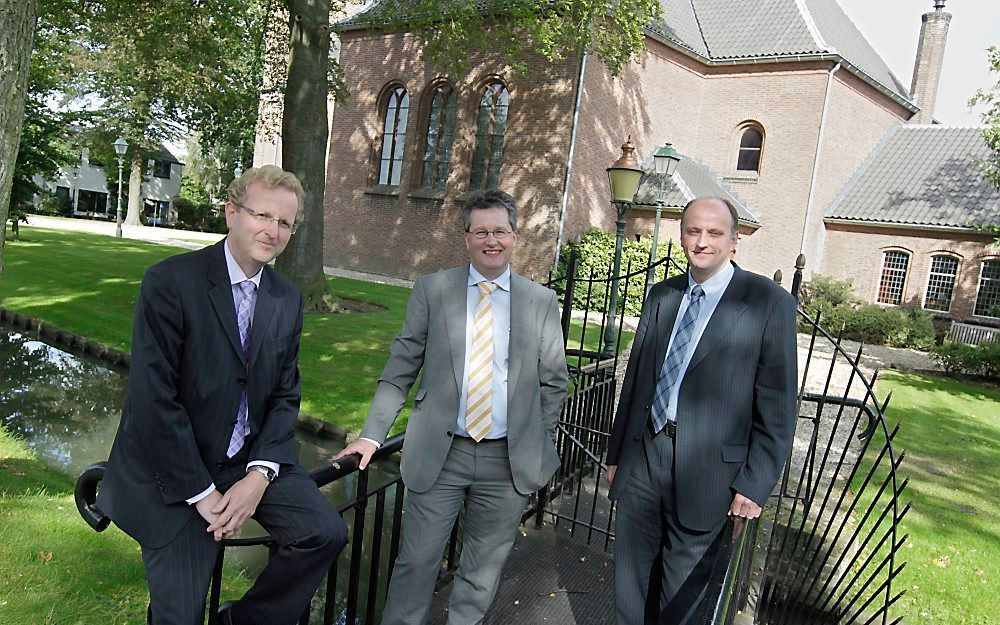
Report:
273,0,663,311
0,0,41,273
970,46,1000,247
62,0,268,225
9,3,75,221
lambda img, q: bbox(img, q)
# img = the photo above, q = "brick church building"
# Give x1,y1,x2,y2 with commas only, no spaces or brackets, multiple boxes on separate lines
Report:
283,0,1000,323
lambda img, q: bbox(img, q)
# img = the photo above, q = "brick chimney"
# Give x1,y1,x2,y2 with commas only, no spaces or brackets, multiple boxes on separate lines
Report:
909,0,951,124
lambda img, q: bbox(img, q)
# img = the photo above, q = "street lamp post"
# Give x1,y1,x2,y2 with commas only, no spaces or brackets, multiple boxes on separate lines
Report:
113,138,128,238
602,137,644,355
647,143,681,291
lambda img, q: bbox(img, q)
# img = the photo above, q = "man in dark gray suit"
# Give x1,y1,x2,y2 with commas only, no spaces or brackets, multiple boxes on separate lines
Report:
335,189,569,625
99,166,347,625
607,197,797,625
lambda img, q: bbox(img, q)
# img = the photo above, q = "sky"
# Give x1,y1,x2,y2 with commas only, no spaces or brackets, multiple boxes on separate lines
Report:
838,0,999,126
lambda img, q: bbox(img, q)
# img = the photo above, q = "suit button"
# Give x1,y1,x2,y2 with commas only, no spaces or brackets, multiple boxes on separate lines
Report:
633,435,641,441
446,430,454,437
237,377,247,385
644,404,650,412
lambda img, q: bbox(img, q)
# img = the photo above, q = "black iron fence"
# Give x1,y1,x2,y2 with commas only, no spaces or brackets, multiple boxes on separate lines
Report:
75,249,906,625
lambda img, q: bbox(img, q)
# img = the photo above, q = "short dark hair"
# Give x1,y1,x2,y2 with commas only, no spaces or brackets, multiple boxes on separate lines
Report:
681,197,739,235
462,189,518,232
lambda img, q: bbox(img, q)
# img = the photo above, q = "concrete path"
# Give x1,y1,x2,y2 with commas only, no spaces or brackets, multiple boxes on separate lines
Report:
24,213,224,250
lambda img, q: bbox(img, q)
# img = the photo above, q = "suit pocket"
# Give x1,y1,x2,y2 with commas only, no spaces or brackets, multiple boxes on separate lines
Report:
722,444,748,463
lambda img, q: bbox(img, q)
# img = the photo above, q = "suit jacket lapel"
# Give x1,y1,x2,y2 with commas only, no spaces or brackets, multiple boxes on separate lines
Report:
651,277,686,371
248,268,277,368
507,272,527,400
685,267,749,374
207,241,244,362
443,266,468,394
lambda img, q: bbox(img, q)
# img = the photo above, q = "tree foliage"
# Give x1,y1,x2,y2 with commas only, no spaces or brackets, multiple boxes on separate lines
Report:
360,0,663,76
970,45,1000,191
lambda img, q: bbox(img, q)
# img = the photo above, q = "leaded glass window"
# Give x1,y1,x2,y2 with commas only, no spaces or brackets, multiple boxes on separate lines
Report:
378,86,409,186
420,83,457,191
973,260,1000,318
924,255,959,312
876,250,909,305
470,82,509,190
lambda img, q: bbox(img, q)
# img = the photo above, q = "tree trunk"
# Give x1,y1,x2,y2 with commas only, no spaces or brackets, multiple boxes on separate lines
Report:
274,0,339,312
125,153,144,225
0,0,41,274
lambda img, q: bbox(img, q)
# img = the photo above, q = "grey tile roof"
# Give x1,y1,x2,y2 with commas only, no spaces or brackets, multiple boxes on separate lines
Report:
633,153,761,226
646,0,912,103
825,126,1000,229
342,0,914,105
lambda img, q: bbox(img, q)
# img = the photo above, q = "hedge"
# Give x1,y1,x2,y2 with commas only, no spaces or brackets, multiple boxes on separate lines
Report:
556,228,687,316
931,341,1000,380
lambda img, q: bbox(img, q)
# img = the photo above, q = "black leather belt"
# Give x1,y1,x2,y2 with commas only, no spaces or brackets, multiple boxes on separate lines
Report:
454,435,508,444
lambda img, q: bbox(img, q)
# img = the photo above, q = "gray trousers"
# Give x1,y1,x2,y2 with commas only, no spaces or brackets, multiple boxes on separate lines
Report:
380,436,528,625
614,429,725,625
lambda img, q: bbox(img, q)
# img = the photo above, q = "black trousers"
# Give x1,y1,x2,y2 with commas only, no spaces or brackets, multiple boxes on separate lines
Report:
614,429,726,625
141,461,347,625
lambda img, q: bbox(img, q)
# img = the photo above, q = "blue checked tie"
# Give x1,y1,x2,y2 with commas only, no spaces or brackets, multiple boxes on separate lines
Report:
227,280,256,457
650,284,705,433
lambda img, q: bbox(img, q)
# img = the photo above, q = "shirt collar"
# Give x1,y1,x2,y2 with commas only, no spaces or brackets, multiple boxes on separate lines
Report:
468,265,511,292
224,238,263,288
687,260,734,298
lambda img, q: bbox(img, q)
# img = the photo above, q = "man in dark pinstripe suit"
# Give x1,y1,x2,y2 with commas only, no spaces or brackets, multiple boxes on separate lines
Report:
606,197,798,625
99,166,347,625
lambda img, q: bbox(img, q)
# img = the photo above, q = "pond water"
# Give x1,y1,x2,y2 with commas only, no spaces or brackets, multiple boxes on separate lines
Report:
0,327,402,614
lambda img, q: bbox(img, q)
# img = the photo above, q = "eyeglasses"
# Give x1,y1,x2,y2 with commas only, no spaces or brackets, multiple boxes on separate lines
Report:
468,228,512,240
238,204,299,234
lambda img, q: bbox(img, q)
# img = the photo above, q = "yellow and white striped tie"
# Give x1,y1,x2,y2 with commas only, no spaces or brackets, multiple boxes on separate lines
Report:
465,281,497,441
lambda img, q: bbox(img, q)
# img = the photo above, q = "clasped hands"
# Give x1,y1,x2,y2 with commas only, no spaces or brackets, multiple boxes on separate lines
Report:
197,470,270,541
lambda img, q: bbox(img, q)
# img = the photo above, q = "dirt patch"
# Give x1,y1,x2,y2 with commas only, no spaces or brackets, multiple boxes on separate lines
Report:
338,298,387,313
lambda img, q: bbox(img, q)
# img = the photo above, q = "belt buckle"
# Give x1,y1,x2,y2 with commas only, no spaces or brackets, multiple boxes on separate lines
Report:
664,421,677,438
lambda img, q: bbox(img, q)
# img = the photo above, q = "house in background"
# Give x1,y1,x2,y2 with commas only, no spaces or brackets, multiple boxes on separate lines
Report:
277,0,997,323
34,145,185,225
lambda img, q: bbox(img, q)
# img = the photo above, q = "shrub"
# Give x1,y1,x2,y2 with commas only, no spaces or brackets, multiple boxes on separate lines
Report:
932,340,1000,380
800,274,858,310
556,228,687,316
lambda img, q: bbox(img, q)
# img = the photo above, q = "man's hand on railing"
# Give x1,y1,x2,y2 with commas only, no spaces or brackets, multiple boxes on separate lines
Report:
333,439,378,471
605,464,617,485
727,492,761,520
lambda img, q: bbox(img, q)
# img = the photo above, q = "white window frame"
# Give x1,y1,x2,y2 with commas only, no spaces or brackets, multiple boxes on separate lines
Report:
875,250,910,306
972,259,1000,320
921,254,960,314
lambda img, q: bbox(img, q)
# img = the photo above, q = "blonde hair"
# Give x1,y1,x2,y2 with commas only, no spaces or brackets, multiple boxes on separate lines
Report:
227,165,306,224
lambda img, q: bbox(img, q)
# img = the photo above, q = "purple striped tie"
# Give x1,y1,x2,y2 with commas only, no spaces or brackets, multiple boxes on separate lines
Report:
227,280,256,457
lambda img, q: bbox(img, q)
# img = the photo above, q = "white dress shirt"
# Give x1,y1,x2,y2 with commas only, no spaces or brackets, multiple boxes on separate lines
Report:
455,265,511,439
186,239,279,504
659,261,735,423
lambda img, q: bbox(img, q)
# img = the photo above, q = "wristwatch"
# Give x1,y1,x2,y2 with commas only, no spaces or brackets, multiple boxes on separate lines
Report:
247,465,276,483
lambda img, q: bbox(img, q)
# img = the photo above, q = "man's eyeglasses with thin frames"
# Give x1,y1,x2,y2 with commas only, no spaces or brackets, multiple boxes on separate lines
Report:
238,204,299,234
468,229,512,240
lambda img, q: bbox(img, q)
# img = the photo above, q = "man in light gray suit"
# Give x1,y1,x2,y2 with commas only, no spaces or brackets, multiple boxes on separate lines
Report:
607,197,798,625
334,189,569,625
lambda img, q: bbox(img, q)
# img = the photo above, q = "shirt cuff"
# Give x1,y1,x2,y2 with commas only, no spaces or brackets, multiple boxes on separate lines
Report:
358,437,382,449
187,484,216,505
247,460,280,476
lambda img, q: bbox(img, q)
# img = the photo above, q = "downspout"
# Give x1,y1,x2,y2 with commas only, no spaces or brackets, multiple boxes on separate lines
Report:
552,52,587,274
799,61,841,255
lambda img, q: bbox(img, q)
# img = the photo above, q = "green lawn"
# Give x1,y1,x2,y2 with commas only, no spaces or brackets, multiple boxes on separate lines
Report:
0,425,249,625
874,371,999,625
1,227,622,433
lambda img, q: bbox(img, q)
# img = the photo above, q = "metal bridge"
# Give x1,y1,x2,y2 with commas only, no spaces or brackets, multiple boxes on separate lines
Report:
75,248,907,625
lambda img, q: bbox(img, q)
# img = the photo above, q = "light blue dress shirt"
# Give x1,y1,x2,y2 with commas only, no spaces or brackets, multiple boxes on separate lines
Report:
659,261,735,423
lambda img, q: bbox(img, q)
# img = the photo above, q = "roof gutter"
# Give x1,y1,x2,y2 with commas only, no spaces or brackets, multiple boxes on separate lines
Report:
824,217,985,235
552,51,587,274
800,61,841,254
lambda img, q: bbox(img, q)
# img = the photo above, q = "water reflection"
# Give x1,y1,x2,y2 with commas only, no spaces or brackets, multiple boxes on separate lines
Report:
1,328,402,622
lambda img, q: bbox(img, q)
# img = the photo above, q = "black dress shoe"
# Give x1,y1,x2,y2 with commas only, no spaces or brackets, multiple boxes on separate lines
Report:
217,601,236,625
